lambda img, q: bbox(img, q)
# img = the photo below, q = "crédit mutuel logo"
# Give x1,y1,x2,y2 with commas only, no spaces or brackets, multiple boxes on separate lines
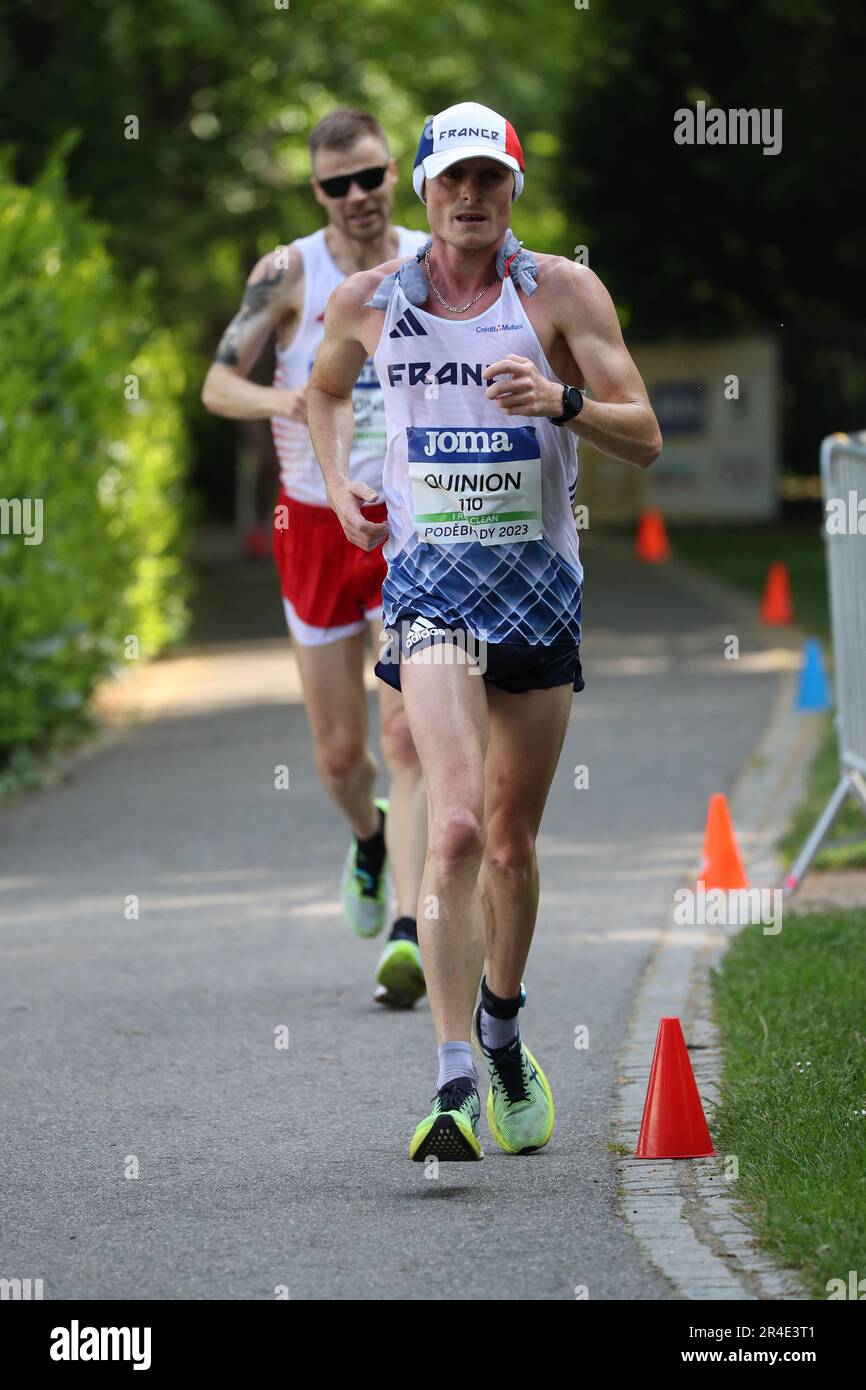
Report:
50,1321,152,1371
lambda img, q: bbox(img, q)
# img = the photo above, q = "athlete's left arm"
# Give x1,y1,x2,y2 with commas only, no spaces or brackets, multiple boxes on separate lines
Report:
484,262,662,469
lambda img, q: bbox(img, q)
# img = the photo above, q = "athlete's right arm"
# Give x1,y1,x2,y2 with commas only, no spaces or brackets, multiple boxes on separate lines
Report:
307,274,389,550
201,245,306,421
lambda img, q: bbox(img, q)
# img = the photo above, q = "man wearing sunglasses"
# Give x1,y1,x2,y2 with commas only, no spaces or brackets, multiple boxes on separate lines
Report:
202,109,429,1007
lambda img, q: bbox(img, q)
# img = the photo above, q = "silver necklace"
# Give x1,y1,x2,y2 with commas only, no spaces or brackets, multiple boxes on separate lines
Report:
424,247,497,313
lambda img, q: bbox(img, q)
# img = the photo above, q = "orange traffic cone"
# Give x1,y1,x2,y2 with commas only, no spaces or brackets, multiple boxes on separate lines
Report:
635,508,671,563
760,561,793,625
635,1017,716,1158
699,793,749,890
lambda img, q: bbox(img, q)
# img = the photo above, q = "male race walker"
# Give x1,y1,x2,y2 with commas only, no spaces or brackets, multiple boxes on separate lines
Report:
308,101,662,1156
203,109,429,1006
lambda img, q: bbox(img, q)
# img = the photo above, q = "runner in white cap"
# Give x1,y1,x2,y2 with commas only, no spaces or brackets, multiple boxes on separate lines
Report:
308,101,662,1157
203,109,429,1007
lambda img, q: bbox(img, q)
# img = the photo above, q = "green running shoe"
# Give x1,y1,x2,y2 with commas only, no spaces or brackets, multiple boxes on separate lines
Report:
374,937,426,1009
341,797,389,938
409,1077,483,1162
472,1000,555,1154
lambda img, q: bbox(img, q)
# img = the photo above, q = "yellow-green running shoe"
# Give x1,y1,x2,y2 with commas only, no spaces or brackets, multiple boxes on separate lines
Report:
340,797,389,938
409,1077,483,1162
472,1000,555,1154
374,937,426,1009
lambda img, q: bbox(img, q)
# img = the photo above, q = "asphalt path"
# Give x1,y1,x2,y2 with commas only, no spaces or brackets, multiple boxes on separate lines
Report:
0,533,786,1299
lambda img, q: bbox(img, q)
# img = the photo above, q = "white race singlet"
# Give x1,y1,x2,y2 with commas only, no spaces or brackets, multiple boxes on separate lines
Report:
272,226,427,506
372,273,583,647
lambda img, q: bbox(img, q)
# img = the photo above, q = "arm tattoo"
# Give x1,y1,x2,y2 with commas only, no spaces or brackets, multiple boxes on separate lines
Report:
215,268,288,367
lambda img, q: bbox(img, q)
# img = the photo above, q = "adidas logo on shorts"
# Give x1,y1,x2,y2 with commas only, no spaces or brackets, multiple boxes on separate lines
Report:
404,616,450,650
389,309,428,339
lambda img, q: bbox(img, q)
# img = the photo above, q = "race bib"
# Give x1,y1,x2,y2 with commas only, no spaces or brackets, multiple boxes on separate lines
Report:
352,358,387,454
407,425,542,547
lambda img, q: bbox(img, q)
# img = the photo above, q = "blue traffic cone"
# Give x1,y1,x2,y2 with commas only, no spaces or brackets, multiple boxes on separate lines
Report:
796,639,831,712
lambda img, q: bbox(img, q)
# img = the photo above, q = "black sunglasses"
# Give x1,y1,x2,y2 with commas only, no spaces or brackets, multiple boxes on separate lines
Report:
317,165,388,199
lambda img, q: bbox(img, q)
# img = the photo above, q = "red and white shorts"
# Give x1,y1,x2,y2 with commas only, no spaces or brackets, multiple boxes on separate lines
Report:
272,491,387,646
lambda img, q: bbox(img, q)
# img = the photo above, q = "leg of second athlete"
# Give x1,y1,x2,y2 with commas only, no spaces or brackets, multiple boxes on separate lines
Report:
398,649,490,1043
480,683,573,998
292,628,380,840
369,621,426,920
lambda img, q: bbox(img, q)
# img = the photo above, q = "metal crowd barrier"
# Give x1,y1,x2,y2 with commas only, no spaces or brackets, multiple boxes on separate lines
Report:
786,432,866,892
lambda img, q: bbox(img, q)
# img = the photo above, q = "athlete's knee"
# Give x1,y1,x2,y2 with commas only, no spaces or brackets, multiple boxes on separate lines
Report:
315,729,368,784
484,829,537,883
379,705,419,774
428,805,485,872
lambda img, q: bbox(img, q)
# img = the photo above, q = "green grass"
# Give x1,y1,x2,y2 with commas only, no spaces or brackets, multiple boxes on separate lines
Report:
641,515,866,1292
711,910,866,1298
779,715,866,870
666,520,830,638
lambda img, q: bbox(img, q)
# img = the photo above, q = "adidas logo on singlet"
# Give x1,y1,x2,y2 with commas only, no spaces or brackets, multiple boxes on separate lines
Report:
389,308,428,339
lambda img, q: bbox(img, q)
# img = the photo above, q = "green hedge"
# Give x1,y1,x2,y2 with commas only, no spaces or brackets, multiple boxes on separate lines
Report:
0,149,189,779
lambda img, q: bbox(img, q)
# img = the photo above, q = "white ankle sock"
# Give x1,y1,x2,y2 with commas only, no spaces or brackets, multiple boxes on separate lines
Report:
437,1042,476,1089
480,1006,519,1051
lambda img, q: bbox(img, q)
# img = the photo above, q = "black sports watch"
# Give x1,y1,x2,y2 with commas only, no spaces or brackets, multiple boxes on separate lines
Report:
551,384,584,426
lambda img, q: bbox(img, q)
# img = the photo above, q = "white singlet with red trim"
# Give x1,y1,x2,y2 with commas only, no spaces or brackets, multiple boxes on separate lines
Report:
272,226,427,506
372,272,583,648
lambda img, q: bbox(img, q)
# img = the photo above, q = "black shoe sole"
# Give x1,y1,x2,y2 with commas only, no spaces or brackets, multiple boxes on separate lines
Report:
411,1115,482,1162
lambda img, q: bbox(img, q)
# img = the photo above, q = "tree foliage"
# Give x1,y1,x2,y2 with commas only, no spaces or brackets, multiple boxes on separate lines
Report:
0,0,581,332
565,1,866,339
0,151,189,771
1,0,862,495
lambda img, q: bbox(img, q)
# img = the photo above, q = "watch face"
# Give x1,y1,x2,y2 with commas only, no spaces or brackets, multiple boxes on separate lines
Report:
567,387,583,414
